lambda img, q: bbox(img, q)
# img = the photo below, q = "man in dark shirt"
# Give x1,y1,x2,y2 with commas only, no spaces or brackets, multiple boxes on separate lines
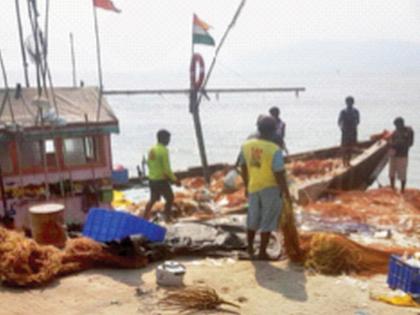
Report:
389,117,414,193
338,96,360,167
269,106,287,153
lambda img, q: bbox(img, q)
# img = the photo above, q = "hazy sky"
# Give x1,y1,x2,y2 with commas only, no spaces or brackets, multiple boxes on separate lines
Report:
2,0,420,86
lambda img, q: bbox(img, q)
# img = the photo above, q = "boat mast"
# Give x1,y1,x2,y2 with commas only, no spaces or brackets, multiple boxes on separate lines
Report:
70,33,77,87
15,0,30,87
91,1,104,121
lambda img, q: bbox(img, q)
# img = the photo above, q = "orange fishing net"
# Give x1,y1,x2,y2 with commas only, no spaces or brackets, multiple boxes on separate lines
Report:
0,227,61,286
304,188,420,234
128,169,247,219
280,189,418,276
300,232,392,276
125,160,347,219
280,198,304,262
286,158,342,180
0,227,147,287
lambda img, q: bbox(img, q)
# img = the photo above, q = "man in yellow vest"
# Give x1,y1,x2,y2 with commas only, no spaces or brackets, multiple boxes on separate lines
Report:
240,116,292,260
144,130,180,221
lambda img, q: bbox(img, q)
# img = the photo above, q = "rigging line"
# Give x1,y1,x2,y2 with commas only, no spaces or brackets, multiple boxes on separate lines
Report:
27,0,42,97
197,0,246,107
0,51,8,120
40,0,51,98
88,88,116,121
44,0,50,57
157,93,173,105
0,51,15,124
15,0,30,87
217,60,262,88
20,94,36,118
46,67,59,116
0,91,9,123
35,0,59,116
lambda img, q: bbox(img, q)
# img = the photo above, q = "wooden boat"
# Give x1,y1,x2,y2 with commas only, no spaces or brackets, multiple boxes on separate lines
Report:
118,136,389,207
286,138,389,204
0,87,119,228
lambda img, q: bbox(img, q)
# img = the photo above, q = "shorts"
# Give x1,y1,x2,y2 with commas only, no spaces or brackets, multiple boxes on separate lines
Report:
341,131,357,147
389,157,408,181
149,180,174,202
247,187,282,232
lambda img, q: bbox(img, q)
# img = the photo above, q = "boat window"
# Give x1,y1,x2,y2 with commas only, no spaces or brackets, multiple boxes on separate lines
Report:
63,138,86,165
44,139,58,168
85,137,96,161
0,142,13,173
63,136,99,166
45,139,55,154
19,140,43,169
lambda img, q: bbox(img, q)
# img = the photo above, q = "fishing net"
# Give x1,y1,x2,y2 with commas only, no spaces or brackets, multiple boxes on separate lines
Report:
0,227,148,287
280,197,304,263
0,227,62,286
60,237,148,274
286,158,343,180
301,232,391,276
305,188,420,234
277,190,414,276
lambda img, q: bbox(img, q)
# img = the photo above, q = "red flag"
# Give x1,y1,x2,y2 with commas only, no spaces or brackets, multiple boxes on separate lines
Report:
93,0,121,13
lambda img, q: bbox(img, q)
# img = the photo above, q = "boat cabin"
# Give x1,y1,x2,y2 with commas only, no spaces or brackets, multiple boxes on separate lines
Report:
0,87,119,228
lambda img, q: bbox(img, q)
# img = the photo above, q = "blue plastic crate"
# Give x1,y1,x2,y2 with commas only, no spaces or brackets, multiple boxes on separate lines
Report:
387,255,420,295
83,208,166,242
112,169,129,185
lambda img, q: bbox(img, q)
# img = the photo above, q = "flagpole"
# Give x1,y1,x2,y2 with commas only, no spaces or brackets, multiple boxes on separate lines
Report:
190,14,210,184
191,15,195,59
92,1,104,121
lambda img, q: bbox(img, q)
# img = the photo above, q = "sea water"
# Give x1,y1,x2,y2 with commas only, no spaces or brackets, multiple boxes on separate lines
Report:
108,73,420,188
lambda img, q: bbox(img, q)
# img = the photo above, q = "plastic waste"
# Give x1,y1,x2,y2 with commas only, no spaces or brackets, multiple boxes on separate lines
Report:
370,291,420,307
406,257,420,268
224,169,239,190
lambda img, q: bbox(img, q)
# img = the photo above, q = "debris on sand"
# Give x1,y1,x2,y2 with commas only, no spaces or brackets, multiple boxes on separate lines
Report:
160,286,240,312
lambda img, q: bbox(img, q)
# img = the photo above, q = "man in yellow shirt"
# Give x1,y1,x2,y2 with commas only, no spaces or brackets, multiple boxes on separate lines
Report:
144,130,180,221
240,116,292,260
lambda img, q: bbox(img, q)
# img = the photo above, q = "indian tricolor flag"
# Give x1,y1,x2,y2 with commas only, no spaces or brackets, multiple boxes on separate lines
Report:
192,14,215,46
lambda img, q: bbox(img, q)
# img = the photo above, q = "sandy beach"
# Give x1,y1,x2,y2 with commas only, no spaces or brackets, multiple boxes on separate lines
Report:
1,258,417,315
